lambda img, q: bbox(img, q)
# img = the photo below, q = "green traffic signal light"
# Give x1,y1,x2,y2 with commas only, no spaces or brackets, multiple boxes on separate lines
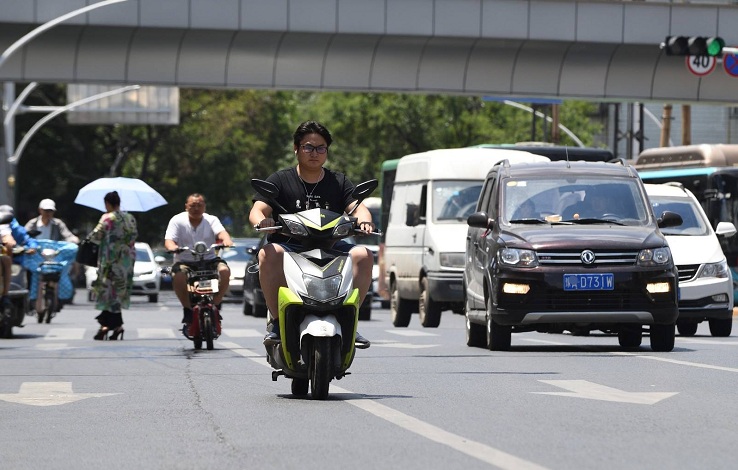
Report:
707,37,725,56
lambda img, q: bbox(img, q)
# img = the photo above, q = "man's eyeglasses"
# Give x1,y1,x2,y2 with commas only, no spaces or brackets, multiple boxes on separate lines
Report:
300,144,328,154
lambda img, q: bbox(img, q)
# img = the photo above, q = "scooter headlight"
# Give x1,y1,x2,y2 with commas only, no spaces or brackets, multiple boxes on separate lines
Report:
285,219,309,237
303,274,342,300
40,248,57,261
332,223,352,238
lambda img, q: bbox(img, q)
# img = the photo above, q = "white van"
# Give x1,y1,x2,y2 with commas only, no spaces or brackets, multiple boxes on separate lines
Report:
384,148,549,328
644,183,736,337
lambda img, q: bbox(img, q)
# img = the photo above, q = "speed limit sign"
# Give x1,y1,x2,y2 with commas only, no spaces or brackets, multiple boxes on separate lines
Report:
686,55,716,76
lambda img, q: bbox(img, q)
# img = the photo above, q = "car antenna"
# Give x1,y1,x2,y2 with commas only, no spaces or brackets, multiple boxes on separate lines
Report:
565,147,571,169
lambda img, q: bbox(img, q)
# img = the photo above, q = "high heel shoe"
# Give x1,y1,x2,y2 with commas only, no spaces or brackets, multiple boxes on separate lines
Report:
94,327,109,341
109,327,124,341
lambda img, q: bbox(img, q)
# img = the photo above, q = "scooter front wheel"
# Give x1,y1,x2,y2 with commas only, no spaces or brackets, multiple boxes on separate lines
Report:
204,315,214,350
311,337,332,400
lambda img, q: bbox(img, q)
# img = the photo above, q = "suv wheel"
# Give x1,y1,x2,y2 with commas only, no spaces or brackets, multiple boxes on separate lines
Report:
390,280,412,327
618,325,642,348
708,318,732,337
650,323,675,352
419,277,442,328
486,297,511,351
677,321,698,337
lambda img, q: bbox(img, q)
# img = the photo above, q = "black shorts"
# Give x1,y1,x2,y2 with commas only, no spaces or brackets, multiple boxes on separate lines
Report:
172,258,228,275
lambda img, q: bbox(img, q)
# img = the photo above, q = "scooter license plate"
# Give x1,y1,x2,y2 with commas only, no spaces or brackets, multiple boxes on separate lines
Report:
197,279,219,293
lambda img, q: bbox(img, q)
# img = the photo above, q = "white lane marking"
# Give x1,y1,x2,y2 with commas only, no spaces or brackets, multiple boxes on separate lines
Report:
372,342,439,349
533,380,677,405
385,330,439,337
0,382,120,407
676,338,738,346
612,351,738,373
35,343,74,350
521,338,569,346
221,342,550,470
136,328,176,339
222,329,262,338
44,328,85,340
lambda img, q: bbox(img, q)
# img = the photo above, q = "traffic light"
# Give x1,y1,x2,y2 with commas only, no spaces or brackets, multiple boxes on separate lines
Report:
664,36,725,57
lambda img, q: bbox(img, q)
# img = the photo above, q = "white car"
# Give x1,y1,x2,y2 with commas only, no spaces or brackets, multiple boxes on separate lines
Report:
220,238,261,301
86,242,161,303
645,183,736,336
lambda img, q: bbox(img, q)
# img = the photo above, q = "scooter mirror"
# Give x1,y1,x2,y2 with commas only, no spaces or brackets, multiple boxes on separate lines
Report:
351,180,378,201
252,179,280,200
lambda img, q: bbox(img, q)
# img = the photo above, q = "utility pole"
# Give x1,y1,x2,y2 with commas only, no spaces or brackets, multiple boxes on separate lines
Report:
660,104,673,148
552,104,560,144
682,105,691,145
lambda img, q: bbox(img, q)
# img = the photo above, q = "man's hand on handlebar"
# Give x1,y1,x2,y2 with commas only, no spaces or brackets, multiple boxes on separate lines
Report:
356,221,377,236
256,218,277,234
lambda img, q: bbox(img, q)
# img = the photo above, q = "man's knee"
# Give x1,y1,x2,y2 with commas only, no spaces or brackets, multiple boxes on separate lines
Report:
258,244,285,268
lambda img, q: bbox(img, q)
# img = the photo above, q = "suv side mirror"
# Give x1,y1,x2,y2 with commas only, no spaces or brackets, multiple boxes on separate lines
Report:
716,221,737,237
467,211,493,229
657,211,683,229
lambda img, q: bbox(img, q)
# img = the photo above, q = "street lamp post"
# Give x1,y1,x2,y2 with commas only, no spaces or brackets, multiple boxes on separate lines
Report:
0,0,132,205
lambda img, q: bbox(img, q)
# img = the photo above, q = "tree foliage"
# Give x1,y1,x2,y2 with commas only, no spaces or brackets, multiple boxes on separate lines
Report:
14,86,601,245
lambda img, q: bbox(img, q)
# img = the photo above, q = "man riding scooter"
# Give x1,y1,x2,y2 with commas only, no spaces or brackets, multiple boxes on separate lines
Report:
248,121,374,347
164,193,234,329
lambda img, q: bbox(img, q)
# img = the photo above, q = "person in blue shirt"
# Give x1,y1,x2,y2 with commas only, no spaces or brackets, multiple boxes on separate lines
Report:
0,205,38,308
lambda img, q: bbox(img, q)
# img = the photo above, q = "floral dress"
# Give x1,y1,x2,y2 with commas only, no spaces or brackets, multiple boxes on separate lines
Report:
90,211,137,312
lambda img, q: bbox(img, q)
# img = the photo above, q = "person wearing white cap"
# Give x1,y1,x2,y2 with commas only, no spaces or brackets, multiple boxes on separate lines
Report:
24,199,79,244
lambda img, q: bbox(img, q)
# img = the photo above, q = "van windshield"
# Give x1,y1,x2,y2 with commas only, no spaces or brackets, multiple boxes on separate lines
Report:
501,177,649,226
433,181,483,222
649,196,709,236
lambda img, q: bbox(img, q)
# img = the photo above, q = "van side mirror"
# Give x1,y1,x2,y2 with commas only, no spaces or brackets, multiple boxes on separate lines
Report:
716,222,737,237
657,211,683,229
406,203,421,227
467,211,493,228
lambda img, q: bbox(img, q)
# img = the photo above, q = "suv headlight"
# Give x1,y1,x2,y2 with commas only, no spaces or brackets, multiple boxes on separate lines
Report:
285,219,309,237
499,248,538,267
637,247,671,266
699,259,730,279
440,252,465,268
333,223,352,238
303,274,342,300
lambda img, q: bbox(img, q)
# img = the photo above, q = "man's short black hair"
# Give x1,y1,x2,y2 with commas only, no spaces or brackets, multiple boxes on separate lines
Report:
186,193,206,204
293,121,332,147
104,191,121,207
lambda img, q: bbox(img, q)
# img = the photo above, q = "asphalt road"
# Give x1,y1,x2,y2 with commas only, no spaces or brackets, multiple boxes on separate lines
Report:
1,291,737,470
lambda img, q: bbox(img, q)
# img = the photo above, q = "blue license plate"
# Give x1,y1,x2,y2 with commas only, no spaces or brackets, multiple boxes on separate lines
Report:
563,273,614,291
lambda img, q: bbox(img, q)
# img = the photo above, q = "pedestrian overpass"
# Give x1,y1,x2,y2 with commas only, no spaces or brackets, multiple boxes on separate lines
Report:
1,0,738,103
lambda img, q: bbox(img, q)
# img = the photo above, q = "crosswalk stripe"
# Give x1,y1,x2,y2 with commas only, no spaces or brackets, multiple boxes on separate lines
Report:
137,328,176,339
385,330,439,337
222,329,262,338
45,328,85,340
372,342,439,349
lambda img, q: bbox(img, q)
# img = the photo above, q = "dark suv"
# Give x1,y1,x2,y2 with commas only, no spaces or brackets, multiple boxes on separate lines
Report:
464,161,682,351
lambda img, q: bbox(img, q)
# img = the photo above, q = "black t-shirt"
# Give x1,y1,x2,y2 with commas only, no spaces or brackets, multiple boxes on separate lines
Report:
253,167,356,243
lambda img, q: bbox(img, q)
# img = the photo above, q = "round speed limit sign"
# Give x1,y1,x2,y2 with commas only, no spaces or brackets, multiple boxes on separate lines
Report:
686,55,716,76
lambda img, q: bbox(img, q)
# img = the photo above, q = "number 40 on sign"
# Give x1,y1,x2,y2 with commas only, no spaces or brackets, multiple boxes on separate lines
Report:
686,55,716,76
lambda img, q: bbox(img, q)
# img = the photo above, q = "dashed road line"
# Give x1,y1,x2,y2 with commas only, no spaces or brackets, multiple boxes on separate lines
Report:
220,341,550,470
222,328,262,338
137,328,176,339
372,341,439,349
44,328,86,340
385,330,440,337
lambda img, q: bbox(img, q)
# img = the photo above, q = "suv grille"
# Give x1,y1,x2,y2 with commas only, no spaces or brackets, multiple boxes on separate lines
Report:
677,264,700,282
537,250,638,266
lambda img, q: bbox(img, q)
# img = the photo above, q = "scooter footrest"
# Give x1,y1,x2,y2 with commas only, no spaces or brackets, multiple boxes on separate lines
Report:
355,342,370,349
263,338,282,347
272,370,285,382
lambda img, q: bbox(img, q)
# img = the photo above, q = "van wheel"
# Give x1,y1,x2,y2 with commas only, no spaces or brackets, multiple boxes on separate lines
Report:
650,323,675,352
677,321,698,337
419,278,442,328
709,318,732,337
618,325,642,348
390,280,412,327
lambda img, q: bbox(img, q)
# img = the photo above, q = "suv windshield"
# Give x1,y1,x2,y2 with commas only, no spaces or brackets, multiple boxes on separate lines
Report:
502,176,649,226
650,195,709,236
433,181,483,222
